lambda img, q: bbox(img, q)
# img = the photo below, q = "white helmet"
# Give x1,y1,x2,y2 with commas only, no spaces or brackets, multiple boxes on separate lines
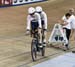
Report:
36,6,42,12
28,7,35,14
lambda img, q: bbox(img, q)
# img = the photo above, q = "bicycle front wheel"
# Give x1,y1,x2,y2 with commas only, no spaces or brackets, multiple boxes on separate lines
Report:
31,39,37,61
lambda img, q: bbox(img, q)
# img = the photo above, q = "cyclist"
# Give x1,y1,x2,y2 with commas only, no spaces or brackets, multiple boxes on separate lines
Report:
26,7,42,47
35,6,47,46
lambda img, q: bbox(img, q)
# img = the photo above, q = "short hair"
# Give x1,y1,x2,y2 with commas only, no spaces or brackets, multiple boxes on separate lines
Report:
69,8,74,12
65,13,71,17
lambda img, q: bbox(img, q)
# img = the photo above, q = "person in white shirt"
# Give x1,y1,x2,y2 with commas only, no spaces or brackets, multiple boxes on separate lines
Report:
68,8,75,40
69,8,75,53
35,6,47,46
62,8,75,29
59,13,72,50
26,7,42,47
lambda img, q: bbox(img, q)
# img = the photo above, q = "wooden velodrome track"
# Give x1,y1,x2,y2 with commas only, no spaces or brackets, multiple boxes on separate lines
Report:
0,0,75,67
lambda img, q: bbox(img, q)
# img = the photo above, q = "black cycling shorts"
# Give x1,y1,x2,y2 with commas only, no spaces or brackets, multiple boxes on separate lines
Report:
31,21,39,30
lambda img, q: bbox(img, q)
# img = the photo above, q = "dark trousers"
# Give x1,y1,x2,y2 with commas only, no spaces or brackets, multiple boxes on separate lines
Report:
64,28,71,41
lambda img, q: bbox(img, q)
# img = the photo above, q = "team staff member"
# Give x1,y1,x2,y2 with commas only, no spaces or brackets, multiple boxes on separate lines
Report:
35,6,47,46
69,8,75,40
26,7,42,47
59,13,72,50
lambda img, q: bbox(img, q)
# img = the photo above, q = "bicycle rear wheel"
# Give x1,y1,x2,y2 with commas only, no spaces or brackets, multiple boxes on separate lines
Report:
41,31,45,56
41,46,45,56
31,39,37,61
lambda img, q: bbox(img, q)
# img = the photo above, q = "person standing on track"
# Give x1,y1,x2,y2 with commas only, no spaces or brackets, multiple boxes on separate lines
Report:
59,13,73,50
35,6,47,46
63,8,75,40
68,8,75,40
26,7,43,47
